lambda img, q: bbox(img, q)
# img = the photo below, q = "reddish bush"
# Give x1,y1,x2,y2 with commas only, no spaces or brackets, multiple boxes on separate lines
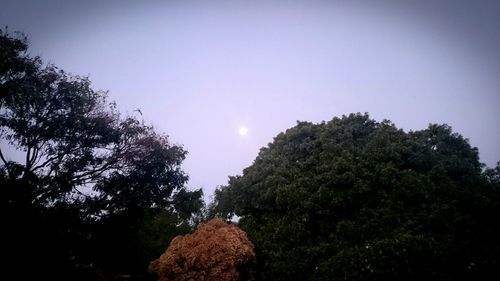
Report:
149,219,255,281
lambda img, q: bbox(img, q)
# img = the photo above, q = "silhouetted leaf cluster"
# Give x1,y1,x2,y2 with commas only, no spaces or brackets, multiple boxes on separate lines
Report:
1,29,203,280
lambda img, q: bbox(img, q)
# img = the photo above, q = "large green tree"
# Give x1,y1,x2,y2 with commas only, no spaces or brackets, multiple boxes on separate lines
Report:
1,29,203,280
212,113,500,281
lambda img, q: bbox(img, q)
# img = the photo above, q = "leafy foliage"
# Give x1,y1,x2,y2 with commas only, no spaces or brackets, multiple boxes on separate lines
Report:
1,29,203,280
212,113,500,281
149,219,255,281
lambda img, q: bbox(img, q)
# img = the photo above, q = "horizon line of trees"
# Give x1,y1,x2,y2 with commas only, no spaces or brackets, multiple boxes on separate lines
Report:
2,29,500,281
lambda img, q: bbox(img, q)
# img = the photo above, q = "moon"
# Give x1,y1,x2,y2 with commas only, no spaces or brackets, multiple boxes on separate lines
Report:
239,127,248,136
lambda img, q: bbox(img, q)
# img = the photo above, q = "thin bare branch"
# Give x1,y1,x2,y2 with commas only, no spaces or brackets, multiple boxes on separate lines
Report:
0,147,11,175
25,143,31,170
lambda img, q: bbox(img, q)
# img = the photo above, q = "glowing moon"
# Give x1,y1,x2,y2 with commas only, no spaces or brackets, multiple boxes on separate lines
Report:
239,127,248,136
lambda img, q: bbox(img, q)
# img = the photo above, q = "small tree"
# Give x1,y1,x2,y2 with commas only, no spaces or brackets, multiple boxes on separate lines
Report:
149,219,255,281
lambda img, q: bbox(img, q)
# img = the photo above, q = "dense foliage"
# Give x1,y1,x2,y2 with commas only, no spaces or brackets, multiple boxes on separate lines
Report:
3,29,500,281
212,113,500,281
1,30,203,280
149,219,255,281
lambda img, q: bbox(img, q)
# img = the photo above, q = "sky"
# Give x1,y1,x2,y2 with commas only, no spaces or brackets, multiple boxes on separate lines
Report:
1,0,499,202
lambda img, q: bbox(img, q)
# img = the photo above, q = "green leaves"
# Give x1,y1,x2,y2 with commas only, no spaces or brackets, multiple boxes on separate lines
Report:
213,113,500,281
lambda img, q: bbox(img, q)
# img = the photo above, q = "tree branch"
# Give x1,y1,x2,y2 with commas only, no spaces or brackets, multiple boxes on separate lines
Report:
29,145,39,167
0,147,11,175
31,154,60,172
31,145,81,172
70,160,117,183
25,142,31,170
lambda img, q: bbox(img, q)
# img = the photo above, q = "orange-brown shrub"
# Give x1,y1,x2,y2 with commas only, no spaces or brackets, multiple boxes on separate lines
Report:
148,218,255,281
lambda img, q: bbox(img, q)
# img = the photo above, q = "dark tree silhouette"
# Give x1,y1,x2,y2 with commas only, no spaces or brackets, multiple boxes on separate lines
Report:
1,29,203,280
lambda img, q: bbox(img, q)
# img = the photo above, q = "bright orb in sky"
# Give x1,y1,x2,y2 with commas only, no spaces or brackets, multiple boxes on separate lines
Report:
239,127,248,136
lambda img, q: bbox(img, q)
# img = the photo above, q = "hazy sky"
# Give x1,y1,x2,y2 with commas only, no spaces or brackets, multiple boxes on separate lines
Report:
2,0,499,201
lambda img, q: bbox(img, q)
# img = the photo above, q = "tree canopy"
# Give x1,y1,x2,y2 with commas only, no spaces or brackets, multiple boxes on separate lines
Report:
149,219,255,281
1,29,203,280
3,28,500,281
212,113,500,281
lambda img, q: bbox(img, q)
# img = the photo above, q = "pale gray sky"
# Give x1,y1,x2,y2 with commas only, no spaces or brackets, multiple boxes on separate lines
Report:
1,0,499,201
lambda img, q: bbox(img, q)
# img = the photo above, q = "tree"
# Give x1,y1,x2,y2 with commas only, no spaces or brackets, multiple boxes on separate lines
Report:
149,218,256,281
212,113,500,281
1,29,203,280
